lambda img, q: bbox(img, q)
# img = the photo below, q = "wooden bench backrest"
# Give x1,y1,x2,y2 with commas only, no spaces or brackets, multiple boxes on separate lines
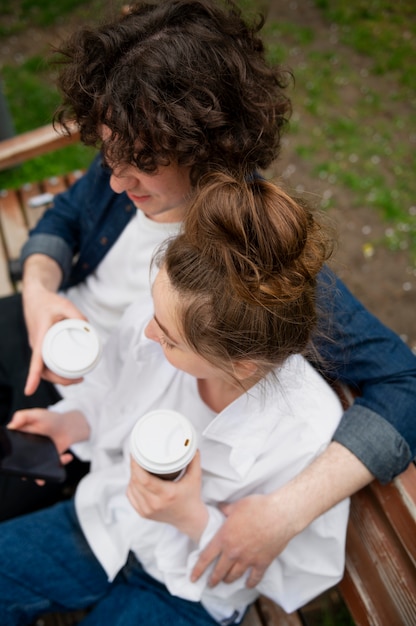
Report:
0,124,81,295
0,124,415,626
339,463,416,626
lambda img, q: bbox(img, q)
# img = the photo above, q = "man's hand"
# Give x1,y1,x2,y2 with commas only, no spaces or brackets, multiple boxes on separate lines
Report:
22,254,87,395
191,493,289,588
191,442,373,589
24,290,86,394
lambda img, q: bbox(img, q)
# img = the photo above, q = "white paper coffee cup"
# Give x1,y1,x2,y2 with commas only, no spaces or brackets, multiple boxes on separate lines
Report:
42,319,102,379
130,410,197,481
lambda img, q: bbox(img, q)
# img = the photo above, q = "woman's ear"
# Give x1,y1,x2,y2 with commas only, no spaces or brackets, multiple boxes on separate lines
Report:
232,360,258,381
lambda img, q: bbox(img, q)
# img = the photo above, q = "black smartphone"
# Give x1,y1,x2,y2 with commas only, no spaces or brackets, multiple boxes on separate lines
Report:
0,426,66,483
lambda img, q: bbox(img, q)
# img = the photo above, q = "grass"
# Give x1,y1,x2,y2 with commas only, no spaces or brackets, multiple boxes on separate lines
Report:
263,0,416,263
0,0,123,189
310,0,416,259
0,0,117,34
314,0,416,86
0,53,95,187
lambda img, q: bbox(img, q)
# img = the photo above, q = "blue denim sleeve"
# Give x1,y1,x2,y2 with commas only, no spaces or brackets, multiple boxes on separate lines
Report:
20,234,74,286
20,155,104,286
316,267,416,483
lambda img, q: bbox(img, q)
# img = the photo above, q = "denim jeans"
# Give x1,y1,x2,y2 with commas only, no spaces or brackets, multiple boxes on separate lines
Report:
0,499,219,626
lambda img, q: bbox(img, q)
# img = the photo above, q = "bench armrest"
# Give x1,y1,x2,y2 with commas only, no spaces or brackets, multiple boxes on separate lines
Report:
0,122,80,171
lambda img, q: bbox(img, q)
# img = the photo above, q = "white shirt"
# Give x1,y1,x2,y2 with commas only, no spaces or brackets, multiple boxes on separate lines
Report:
54,300,349,624
58,212,180,400
64,211,180,342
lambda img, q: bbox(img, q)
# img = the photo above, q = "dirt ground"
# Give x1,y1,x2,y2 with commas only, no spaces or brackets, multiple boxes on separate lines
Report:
1,0,415,352
264,0,416,352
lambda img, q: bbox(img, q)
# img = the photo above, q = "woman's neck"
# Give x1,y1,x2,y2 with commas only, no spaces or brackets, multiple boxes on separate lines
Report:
197,376,259,413
197,378,239,413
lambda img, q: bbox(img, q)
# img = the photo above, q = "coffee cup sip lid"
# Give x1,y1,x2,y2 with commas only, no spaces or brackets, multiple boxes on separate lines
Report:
130,410,197,474
42,319,102,379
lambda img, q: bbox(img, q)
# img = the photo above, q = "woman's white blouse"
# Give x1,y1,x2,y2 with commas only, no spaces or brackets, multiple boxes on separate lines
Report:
54,299,349,624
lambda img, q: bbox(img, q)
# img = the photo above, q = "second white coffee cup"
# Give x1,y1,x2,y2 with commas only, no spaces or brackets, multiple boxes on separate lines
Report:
130,410,197,481
42,319,102,379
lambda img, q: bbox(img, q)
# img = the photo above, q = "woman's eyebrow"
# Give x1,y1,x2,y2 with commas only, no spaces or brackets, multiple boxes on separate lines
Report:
153,315,181,345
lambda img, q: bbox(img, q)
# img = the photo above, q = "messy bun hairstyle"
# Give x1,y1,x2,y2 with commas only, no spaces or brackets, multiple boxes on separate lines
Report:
161,173,333,380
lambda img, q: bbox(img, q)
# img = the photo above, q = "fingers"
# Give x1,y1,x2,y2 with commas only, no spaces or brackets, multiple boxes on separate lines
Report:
191,536,222,582
212,560,267,588
42,371,84,386
23,292,89,396
246,565,268,588
126,475,162,518
25,348,83,392
207,553,237,587
8,408,40,430
24,349,44,396
128,459,169,514
191,546,249,587
192,549,266,588
60,452,74,466
130,458,164,493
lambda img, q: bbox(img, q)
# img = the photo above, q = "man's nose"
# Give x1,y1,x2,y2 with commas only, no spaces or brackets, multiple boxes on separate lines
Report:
109,171,137,194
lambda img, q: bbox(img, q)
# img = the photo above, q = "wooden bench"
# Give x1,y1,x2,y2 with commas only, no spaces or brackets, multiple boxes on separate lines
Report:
244,463,416,626
0,123,80,295
0,125,415,626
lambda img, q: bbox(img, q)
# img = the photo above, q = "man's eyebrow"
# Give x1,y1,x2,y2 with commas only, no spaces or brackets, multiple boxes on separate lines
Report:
153,315,180,345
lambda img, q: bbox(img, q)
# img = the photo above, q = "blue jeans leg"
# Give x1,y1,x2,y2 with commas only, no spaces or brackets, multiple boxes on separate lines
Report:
0,499,111,626
81,554,220,626
0,498,234,626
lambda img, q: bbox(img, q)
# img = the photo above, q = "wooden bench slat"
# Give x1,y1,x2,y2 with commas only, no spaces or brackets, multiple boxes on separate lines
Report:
378,467,416,566
0,188,29,261
339,463,416,626
0,123,80,171
17,181,45,230
0,234,14,296
66,170,85,186
241,604,264,626
255,597,303,626
241,597,303,626
41,175,69,197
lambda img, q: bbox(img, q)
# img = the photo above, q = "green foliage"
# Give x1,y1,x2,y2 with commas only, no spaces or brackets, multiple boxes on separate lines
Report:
1,60,59,130
0,145,96,192
314,0,416,87
0,1,116,187
0,0,117,35
262,0,416,263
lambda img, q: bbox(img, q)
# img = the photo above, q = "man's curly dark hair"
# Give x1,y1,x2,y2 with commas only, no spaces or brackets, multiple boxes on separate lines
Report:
54,0,292,182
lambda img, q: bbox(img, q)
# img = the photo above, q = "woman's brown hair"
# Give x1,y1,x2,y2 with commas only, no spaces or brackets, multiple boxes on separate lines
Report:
161,172,333,380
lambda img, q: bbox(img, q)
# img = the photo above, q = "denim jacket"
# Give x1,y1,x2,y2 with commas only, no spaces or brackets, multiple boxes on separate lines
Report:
21,155,416,482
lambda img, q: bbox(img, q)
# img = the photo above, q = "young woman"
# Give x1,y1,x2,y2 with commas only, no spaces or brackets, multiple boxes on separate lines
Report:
1,174,349,625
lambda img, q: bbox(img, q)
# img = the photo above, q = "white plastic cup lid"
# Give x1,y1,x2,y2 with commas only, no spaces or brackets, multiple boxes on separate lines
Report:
42,319,102,379
130,410,197,475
